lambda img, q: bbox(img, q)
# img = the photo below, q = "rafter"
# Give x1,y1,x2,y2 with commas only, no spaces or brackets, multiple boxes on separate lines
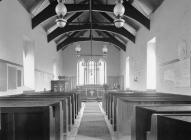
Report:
57,37,126,51
67,12,83,23
46,11,83,35
99,12,113,22
123,0,150,29
100,12,136,35
95,30,126,50
56,30,86,44
47,24,135,43
32,2,150,29
100,30,127,45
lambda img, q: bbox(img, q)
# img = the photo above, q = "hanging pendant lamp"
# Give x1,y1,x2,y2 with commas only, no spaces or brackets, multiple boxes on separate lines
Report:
55,0,67,28
113,0,125,28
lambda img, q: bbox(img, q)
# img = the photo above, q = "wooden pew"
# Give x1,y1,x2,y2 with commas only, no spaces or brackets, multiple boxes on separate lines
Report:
38,91,81,119
21,91,78,123
103,90,144,117
134,105,191,140
116,96,191,138
0,100,63,140
105,91,189,131
1,93,73,132
104,91,133,120
104,91,180,123
19,91,81,126
147,114,191,140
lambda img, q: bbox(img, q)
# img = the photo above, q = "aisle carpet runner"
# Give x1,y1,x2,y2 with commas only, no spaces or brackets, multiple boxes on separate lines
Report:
76,102,111,140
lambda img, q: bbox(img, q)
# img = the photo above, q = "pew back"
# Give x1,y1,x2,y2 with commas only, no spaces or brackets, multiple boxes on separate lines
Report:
0,100,63,140
116,96,191,137
134,105,191,140
148,114,191,140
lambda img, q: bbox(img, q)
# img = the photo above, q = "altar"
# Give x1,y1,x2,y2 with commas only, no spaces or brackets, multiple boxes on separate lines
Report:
77,85,105,101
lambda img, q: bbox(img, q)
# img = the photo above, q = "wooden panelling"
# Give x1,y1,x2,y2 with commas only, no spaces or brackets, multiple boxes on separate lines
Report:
17,70,22,87
8,66,17,90
0,62,7,91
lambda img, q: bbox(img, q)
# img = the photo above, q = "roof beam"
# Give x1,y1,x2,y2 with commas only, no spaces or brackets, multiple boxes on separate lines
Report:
47,11,83,34
67,12,83,23
95,30,126,50
32,2,150,29
99,12,113,22
56,30,84,44
101,30,127,45
57,37,126,51
47,24,135,43
123,0,150,29
100,12,136,35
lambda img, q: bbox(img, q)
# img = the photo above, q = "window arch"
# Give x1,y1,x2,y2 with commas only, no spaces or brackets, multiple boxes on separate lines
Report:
98,60,107,85
77,59,85,86
76,59,107,86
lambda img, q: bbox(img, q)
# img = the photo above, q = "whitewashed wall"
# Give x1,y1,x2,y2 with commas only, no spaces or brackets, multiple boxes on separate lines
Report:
120,0,191,95
57,41,121,88
0,0,59,94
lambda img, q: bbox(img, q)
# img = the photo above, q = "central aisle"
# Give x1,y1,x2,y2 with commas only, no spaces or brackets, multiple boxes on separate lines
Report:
76,102,112,140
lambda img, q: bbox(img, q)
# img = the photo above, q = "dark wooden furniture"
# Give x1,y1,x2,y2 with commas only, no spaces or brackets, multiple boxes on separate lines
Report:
0,100,63,140
103,91,190,131
133,105,191,140
102,90,191,139
0,91,82,135
116,96,191,137
147,114,191,140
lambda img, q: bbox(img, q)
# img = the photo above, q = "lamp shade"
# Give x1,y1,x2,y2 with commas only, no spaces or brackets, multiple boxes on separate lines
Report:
75,45,81,52
55,2,67,16
114,18,125,28
113,3,125,17
102,45,108,54
56,18,67,28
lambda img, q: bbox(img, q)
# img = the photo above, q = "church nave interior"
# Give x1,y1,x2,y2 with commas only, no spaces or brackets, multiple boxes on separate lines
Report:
1,0,191,140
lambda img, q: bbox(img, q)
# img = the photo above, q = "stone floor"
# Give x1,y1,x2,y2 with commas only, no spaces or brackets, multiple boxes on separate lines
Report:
66,101,117,140
76,102,111,140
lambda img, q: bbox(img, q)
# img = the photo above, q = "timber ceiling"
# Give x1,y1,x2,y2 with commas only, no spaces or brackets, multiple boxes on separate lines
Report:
18,0,164,51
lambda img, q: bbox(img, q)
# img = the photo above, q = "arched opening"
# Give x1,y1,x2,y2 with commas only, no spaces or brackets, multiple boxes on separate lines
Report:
77,59,107,85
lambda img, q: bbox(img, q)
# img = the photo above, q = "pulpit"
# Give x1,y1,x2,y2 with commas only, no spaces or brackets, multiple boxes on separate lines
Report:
51,77,72,92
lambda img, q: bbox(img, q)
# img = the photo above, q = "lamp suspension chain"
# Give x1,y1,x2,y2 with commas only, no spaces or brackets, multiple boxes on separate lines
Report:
75,0,108,58
90,0,93,59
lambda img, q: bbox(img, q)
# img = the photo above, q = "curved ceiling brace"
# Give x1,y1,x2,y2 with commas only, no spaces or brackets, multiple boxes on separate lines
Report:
57,37,126,51
47,24,135,43
100,30,128,46
56,31,82,44
32,2,150,29
123,1,150,29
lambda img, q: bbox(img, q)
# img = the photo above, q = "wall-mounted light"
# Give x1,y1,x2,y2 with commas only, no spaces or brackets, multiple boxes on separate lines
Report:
113,0,125,28
55,0,67,28
75,44,81,57
102,45,108,56
75,44,108,58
